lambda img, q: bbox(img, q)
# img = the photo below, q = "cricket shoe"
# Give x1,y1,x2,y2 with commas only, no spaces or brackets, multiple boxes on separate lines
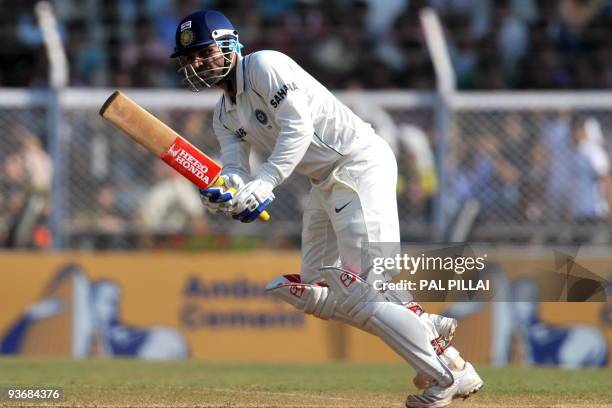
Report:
405,362,483,408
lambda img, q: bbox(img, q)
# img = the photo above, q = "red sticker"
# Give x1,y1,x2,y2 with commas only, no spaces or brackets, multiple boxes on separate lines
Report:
160,137,221,189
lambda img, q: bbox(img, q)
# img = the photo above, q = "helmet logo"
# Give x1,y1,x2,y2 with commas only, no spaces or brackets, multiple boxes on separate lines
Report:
180,30,194,46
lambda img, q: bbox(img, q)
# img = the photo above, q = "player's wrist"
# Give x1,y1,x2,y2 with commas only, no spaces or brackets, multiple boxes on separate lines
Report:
252,171,277,193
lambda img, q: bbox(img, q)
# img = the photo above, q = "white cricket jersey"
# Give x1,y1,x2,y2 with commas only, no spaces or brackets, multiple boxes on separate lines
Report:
212,51,376,189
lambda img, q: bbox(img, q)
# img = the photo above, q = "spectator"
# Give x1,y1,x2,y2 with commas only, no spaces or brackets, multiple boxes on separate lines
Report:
1,156,29,246
543,111,574,219
120,16,174,87
0,126,52,248
522,142,549,223
496,2,529,83
568,117,611,222
459,132,521,221
447,145,476,217
490,156,521,221
66,20,108,86
397,124,439,221
362,0,409,73
549,0,610,88
19,128,53,193
138,162,207,234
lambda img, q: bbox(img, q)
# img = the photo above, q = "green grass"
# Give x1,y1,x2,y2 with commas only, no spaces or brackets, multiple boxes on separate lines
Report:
0,358,611,407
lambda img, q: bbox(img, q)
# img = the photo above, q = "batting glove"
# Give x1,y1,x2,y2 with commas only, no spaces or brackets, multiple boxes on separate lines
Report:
200,173,245,216
231,179,274,223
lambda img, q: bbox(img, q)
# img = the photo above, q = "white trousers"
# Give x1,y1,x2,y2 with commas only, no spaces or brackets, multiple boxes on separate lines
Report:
301,134,400,283
277,137,457,386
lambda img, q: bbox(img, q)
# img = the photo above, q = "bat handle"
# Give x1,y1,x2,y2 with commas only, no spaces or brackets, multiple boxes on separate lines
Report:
212,178,271,222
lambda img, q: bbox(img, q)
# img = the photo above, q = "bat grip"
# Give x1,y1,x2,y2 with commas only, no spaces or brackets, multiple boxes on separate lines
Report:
212,178,271,222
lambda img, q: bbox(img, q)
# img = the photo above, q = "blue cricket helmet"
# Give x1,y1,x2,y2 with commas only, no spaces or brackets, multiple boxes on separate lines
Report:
170,10,239,58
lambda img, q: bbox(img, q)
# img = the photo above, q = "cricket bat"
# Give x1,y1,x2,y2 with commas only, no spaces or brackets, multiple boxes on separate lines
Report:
99,91,269,221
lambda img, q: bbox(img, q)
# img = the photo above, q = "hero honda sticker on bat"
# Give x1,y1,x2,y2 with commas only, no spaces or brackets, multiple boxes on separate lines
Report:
161,137,221,189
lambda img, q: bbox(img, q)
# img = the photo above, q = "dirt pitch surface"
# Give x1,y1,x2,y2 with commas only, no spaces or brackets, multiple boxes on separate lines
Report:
1,358,610,407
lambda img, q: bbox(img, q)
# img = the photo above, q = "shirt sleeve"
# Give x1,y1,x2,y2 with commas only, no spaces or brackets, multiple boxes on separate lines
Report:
250,53,314,189
213,101,251,180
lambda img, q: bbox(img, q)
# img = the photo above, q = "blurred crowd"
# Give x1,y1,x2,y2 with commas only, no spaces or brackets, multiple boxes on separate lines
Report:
2,0,612,90
445,113,612,242
3,105,611,249
0,116,214,250
358,104,612,243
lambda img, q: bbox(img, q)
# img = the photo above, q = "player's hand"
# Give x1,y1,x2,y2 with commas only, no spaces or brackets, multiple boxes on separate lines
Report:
231,179,274,223
199,186,234,215
199,174,244,216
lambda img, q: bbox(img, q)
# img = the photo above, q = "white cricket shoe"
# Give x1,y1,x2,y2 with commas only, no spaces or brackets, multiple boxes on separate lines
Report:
405,362,483,408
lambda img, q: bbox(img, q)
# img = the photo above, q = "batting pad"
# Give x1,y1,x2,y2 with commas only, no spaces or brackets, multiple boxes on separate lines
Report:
265,275,353,324
320,267,454,387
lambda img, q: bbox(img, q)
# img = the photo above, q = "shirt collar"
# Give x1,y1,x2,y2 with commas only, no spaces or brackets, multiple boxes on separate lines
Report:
223,54,245,113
